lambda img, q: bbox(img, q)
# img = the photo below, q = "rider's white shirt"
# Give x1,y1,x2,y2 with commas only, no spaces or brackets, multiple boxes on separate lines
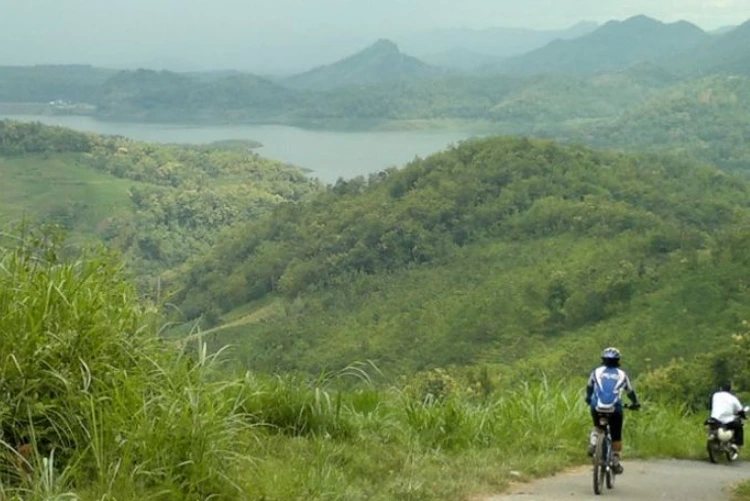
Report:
711,391,743,424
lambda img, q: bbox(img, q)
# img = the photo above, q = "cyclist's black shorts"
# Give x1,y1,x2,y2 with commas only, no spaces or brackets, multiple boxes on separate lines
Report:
591,409,623,441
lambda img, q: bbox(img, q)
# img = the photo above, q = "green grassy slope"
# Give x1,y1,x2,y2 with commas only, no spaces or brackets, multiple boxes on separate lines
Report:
0,154,134,231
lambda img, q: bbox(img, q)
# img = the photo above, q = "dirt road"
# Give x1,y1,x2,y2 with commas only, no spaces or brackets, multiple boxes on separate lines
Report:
487,459,750,500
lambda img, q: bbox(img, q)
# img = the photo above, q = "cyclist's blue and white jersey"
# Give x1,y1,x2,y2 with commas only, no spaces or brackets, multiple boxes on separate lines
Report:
588,366,633,413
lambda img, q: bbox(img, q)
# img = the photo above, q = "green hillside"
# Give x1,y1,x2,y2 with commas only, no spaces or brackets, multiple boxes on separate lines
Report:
170,136,750,379
0,120,322,290
486,65,677,127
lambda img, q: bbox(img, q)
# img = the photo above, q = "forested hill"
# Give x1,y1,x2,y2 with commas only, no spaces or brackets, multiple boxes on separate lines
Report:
0,120,322,291
96,69,304,121
170,136,750,378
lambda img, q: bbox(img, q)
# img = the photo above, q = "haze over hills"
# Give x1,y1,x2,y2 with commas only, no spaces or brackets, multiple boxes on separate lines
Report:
711,25,737,35
419,48,501,72
396,21,599,67
491,15,710,76
282,39,446,91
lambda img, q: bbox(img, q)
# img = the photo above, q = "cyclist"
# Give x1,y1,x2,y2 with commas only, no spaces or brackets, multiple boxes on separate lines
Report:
708,381,746,460
585,347,640,474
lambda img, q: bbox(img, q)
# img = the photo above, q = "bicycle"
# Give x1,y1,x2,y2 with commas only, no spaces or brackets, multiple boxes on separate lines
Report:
591,404,639,495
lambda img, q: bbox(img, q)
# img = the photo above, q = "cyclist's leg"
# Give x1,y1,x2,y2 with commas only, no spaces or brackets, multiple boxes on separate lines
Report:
588,408,598,456
610,411,624,473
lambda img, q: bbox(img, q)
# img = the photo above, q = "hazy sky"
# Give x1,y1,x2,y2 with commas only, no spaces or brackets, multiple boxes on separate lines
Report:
1,0,749,72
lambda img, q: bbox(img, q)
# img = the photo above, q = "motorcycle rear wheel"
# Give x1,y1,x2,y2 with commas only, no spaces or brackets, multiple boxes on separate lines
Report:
707,440,717,463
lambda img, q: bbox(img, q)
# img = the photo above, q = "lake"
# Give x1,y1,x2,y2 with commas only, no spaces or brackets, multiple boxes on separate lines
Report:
1,114,478,183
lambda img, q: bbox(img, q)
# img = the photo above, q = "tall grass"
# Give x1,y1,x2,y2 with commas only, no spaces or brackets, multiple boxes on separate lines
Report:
0,231,256,499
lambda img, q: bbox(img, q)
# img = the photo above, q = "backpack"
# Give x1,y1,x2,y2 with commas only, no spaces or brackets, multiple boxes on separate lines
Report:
592,367,623,413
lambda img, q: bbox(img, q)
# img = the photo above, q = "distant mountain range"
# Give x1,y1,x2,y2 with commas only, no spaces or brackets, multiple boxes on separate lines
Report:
277,14,750,85
5,13,750,125
282,39,445,91
490,15,710,76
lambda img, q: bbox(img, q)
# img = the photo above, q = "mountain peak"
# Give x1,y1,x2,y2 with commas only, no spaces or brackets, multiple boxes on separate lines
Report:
601,15,661,31
282,38,442,91
369,39,400,53
623,14,661,25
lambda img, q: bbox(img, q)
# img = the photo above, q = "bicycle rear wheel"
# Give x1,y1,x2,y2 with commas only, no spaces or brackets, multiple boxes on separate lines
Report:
593,432,605,495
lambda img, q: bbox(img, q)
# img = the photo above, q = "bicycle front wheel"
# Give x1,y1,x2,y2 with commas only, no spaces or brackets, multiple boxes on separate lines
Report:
605,444,615,489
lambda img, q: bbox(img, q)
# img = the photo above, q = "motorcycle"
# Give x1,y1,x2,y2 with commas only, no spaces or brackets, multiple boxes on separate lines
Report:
705,405,750,463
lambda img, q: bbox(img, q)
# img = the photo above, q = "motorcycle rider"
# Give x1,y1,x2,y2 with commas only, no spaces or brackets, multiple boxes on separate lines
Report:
709,381,746,460
585,347,640,474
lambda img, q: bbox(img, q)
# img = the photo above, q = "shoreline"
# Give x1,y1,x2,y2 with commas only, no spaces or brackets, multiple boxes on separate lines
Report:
1,105,502,134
